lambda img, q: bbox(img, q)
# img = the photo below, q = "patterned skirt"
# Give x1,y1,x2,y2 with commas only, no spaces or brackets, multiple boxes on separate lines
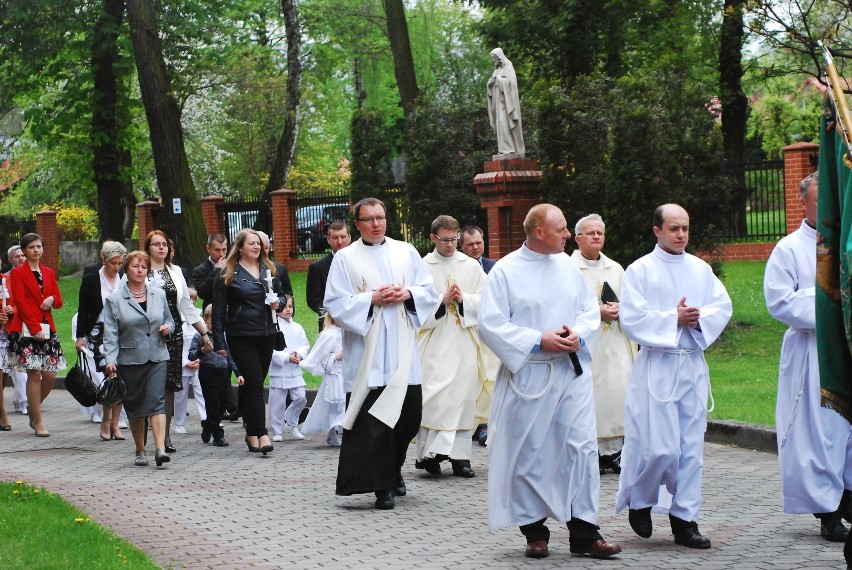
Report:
3,330,66,372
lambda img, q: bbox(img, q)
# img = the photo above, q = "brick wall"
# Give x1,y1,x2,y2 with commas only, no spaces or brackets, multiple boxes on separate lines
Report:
35,210,59,271
200,195,225,236
782,142,819,235
698,242,777,263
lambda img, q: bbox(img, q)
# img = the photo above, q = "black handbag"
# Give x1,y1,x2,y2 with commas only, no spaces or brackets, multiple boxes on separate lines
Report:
96,373,126,407
65,352,99,407
274,323,287,351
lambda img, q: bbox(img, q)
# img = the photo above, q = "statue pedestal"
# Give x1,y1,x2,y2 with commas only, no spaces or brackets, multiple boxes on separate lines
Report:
473,158,542,260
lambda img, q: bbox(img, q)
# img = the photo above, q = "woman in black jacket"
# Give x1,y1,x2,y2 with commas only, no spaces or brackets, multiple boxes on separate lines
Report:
75,241,127,441
212,229,285,455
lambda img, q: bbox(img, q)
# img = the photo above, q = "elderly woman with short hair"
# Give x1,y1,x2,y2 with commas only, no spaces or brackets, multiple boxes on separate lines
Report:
103,251,175,467
75,240,128,441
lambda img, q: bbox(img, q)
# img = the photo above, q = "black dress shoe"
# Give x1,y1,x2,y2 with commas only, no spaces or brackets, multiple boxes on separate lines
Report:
629,507,653,538
820,512,849,542
451,460,475,478
569,538,623,559
393,474,407,497
164,444,177,453
670,515,711,549
200,421,211,444
374,490,394,510
415,457,442,476
212,437,229,447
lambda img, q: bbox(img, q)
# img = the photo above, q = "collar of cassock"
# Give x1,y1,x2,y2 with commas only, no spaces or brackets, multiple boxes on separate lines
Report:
653,244,686,263
363,238,387,246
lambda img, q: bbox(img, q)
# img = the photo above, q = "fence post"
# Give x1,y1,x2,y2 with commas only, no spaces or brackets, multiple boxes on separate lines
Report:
200,196,226,236
136,201,161,250
782,142,819,235
35,209,59,271
269,189,297,265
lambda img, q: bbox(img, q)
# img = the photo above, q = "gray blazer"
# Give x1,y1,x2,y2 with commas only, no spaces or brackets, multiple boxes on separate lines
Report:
102,284,175,366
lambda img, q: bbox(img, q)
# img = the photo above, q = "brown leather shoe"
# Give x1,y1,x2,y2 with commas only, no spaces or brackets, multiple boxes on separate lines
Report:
524,539,549,558
569,538,622,559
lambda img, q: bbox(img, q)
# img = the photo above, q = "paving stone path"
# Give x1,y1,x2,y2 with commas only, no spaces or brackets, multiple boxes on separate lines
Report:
0,394,847,569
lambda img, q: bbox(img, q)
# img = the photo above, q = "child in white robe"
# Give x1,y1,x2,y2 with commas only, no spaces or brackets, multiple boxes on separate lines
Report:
300,315,344,446
268,295,310,442
174,293,207,435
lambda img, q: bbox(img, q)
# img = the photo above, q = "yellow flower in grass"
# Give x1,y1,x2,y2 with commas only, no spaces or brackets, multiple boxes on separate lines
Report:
12,490,20,495
14,480,22,485
33,489,40,494
75,517,84,523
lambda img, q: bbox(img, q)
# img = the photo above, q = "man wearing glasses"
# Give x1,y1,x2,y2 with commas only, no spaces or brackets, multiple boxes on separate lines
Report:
324,197,439,510
415,215,486,479
570,214,636,476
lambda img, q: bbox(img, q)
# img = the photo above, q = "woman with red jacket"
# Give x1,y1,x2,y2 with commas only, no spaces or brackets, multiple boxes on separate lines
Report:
3,233,66,437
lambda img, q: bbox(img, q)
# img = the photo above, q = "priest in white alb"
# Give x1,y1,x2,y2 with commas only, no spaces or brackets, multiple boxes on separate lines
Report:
764,173,852,542
478,203,622,560
324,197,439,511
415,215,485,478
570,213,636,475
615,203,732,549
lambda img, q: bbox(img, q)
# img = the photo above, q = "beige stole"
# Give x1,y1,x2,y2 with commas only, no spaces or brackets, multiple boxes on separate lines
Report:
342,238,417,430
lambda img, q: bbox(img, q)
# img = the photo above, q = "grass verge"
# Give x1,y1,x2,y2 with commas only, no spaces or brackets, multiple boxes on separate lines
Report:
0,481,159,569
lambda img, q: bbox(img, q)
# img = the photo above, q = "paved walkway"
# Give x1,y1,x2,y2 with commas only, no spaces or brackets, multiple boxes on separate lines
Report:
0,393,848,569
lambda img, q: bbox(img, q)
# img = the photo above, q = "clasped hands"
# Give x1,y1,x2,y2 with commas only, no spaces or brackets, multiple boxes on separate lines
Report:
443,283,462,305
541,325,580,353
371,284,411,306
677,297,701,329
600,301,619,322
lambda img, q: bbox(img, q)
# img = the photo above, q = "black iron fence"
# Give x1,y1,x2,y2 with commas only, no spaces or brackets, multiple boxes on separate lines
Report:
0,214,36,272
219,196,272,246
721,159,785,242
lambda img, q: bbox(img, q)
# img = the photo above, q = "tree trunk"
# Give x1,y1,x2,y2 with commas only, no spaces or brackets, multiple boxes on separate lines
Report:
720,0,749,235
90,0,129,242
126,0,206,266
263,0,302,198
383,0,419,116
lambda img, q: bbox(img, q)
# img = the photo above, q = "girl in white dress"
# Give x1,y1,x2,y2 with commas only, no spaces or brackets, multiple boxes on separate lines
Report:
300,315,344,446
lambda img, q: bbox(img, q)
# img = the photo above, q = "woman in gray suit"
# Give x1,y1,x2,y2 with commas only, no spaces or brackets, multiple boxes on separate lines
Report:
103,251,177,467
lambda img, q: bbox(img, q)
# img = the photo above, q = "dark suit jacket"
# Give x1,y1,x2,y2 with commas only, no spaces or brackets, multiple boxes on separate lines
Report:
481,256,496,274
306,253,334,315
76,270,106,339
273,262,294,313
192,258,217,309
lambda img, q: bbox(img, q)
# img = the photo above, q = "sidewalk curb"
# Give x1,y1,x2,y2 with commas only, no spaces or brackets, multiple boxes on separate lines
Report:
706,419,777,454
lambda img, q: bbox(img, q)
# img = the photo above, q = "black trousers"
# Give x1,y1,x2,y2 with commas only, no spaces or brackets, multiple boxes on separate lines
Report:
199,366,231,439
336,385,422,496
226,334,275,437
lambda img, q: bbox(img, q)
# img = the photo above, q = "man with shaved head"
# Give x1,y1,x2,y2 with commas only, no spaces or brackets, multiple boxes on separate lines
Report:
615,204,732,549
478,203,621,560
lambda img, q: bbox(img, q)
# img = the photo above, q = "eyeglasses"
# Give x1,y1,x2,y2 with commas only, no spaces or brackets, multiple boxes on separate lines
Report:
357,216,386,224
434,236,459,244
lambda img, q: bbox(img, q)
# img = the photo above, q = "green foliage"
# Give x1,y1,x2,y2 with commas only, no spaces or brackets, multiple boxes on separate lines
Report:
747,86,822,157
40,203,100,241
402,100,490,240
536,69,727,266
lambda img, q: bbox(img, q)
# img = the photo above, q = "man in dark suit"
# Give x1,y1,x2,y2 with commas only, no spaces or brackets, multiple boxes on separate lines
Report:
191,234,237,419
306,221,351,331
460,225,495,274
191,234,228,310
460,225,496,445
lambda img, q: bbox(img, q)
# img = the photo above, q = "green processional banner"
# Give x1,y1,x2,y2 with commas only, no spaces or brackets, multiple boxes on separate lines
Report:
817,97,852,421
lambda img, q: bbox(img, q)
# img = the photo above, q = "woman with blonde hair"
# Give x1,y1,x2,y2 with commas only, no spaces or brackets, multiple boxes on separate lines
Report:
212,228,285,455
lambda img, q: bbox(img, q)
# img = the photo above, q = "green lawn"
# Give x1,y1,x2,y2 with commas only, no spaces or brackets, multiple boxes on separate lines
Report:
706,260,785,426
0,481,159,569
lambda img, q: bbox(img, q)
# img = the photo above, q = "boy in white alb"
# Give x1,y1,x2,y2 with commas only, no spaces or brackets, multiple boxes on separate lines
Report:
269,296,310,442
300,315,345,446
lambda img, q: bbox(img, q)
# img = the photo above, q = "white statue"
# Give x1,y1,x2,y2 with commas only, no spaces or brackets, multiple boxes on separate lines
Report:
487,48,525,157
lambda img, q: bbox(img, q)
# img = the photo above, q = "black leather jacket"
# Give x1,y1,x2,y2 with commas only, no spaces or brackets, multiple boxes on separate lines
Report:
211,264,286,350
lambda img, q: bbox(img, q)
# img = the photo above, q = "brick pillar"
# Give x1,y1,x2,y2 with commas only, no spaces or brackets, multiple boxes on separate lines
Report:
200,195,225,236
35,210,59,271
269,189,298,264
473,158,543,260
136,201,161,250
782,142,819,235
